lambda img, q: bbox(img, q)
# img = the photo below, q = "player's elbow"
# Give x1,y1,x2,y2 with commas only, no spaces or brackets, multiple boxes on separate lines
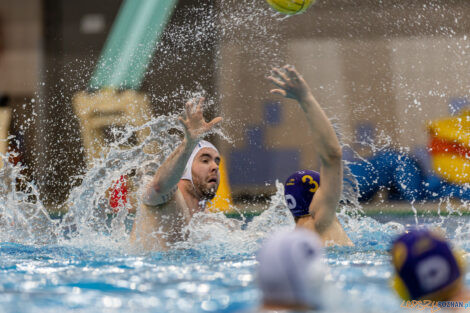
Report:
141,181,162,206
142,181,177,207
323,146,342,165
142,186,157,206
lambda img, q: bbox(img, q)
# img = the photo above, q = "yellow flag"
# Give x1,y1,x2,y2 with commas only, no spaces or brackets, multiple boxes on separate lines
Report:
208,156,233,213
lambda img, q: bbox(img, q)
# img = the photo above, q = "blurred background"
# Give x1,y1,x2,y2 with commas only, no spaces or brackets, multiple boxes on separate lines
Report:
1,0,470,213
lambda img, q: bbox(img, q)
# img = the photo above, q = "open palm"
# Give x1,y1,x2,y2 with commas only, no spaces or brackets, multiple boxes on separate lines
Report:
268,65,311,101
179,97,222,141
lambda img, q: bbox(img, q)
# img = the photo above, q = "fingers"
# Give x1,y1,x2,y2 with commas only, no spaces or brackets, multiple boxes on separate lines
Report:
185,100,193,118
284,65,300,81
270,89,287,97
196,97,205,113
267,75,286,89
206,116,223,129
178,116,189,130
268,66,301,90
185,97,205,116
272,67,289,82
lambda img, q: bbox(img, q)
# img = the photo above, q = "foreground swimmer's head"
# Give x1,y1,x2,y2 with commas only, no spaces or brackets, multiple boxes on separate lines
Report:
391,228,465,301
284,170,320,219
181,140,220,200
257,228,326,310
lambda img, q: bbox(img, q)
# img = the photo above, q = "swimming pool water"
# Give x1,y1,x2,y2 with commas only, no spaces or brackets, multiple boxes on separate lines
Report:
0,243,258,313
1,210,469,313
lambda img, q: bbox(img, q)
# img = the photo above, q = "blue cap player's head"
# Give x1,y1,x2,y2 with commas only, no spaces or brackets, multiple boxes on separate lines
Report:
270,65,351,246
284,170,320,222
391,228,467,301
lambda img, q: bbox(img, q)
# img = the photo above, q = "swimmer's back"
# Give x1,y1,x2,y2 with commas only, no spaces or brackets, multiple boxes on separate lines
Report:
296,215,352,246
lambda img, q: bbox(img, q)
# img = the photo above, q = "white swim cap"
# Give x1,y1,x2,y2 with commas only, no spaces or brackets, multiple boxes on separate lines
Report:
257,228,326,309
181,140,219,182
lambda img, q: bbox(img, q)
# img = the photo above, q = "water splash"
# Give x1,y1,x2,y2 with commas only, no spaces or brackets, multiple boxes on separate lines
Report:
0,153,56,245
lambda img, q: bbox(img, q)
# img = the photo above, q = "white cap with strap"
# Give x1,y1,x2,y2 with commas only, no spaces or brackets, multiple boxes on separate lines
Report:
181,140,219,183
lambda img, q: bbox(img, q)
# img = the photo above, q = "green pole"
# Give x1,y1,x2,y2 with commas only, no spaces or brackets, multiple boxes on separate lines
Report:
89,0,178,90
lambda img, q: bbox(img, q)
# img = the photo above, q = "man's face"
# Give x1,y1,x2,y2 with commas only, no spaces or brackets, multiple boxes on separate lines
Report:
191,148,220,199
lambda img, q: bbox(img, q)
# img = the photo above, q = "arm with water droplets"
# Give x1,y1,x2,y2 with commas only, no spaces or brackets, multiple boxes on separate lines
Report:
142,97,222,206
268,65,343,233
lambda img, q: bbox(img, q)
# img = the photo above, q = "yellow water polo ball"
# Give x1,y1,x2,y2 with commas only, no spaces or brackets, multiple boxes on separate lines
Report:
266,0,315,15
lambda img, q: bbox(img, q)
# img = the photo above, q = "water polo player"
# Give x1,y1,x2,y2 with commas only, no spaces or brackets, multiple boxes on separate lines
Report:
268,65,352,246
257,229,329,311
391,228,470,303
131,97,222,251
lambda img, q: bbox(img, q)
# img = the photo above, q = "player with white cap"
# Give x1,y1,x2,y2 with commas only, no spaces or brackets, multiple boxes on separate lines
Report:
256,228,328,311
131,97,222,251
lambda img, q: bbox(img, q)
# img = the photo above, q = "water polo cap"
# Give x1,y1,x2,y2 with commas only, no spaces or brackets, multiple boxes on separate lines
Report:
181,140,219,183
391,228,464,300
284,170,320,217
257,228,325,309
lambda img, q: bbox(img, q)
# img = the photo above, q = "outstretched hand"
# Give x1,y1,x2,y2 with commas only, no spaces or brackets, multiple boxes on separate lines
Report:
179,97,222,142
267,65,311,102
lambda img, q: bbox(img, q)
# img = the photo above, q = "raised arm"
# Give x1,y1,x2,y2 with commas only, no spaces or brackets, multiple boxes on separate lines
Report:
142,97,222,206
268,65,343,233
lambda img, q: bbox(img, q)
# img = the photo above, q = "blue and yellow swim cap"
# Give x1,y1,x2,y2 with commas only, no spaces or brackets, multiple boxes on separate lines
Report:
284,170,320,218
391,228,463,300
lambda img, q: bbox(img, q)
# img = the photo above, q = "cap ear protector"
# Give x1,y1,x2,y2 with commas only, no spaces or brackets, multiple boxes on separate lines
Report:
391,243,466,301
